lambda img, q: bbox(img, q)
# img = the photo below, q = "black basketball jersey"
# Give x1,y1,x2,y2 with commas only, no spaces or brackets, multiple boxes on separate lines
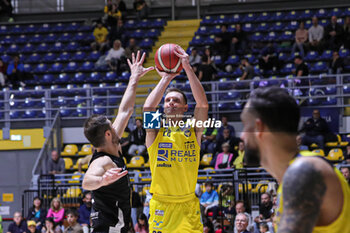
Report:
89,151,131,233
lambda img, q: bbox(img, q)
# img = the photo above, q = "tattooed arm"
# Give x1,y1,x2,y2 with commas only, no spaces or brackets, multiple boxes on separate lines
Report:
278,159,327,233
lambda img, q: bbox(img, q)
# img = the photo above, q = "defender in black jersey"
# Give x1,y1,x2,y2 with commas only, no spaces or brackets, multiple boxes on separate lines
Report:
82,51,154,233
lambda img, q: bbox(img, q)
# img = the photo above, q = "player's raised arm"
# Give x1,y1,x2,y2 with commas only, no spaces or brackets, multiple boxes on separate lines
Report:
174,46,208,141
112,51,154,139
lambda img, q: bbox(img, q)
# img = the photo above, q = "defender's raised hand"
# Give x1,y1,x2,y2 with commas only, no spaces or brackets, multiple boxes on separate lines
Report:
127,51,154,79
101,168,128,187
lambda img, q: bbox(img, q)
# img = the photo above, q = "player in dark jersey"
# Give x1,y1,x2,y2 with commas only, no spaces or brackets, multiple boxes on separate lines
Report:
82,51,154,233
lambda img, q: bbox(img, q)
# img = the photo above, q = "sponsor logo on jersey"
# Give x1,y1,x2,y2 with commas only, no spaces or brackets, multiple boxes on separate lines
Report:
153,220,163,227
156,163,172,167
157,150,168,161
158,142,172,149
155,209,164,216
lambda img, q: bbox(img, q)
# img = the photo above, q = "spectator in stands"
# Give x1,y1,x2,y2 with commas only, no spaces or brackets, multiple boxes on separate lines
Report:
203,219,214,233
239,58,254,81
64,209,83,233
343,16,350,49
215,129,235,154
292,22,308,58
293,55,309,77
324,15,343,50
232,141,245,169
308,16,324,52
0,59,7,87
134,0,148,20
201,128,217,155
215,142,234,169
189,47,202,73
235,213,251,233
220,184,235,217
128,119,146,157
116,0,126,16
258,43,278,76
47,150,65,175
134,213,148,233
106,39,125,72
131,189,143,227
254,193,273,233
41,218,55,233
7,54,25,88
234,201,253,233
345,145,350,164
143,189,152,218
259,223,270,233
27,197,47,230
212,35,227,62
328,51,343,74
125,38,141,61
200,182,219,223
230,24,247,55
296,135,309,151
7,212,27,233
27,220,39,233
0,0,13,22
78,192,91,233
198,55,216,82
341,167,350,185
91,22,109,53
217,116,235,140
218,24,232,52
108,19,125,47
299,109,329,149
46,198,64,226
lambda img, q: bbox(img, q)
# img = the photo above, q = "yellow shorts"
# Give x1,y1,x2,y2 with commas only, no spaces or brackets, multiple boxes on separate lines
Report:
148,194,203,233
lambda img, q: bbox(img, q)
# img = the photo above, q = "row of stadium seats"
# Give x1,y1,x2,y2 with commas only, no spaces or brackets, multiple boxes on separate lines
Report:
0,22,90,34
0,32,94,44
200,7,350,25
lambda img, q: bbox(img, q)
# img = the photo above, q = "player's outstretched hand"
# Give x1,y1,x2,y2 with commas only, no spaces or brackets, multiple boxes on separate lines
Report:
127,51,154,80
101,168,128,187
173,45,191,70
155,67,179,80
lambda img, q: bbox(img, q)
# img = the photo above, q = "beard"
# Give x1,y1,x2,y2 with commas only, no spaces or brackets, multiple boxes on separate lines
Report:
244,146,261,167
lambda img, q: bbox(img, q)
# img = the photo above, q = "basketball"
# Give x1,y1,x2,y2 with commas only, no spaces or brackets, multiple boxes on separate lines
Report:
154,43,183,73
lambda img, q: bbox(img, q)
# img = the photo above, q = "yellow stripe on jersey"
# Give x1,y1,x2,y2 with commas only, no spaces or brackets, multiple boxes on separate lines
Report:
147,126,200,197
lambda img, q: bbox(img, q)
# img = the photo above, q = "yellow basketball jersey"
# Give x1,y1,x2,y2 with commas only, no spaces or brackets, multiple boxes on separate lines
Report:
147,126,200,197
275,159,350,233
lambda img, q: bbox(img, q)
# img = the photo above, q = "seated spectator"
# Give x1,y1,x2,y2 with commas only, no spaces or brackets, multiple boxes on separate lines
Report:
212,35,227,62
63,209,83,233
27,221,40,233
198,55,216,82
292,22,308,58
235,213,251,233
78,192,92,233
215,143,234,169
324,15,343,50
134,213,148,233
125,38,141,61
345,145,350,164
230,24,247,55
27,197,47,230
258,43,278,76
201,127,217,155
239,58,254,81
134,0,148,20
341,167,350,185
7,212,27,233
344,16,350,49
299,109,329,149
220,184,235,217
108,20,125,47
293,55,309,77
200,182,219,223
46,198,64,226
106,39,125,72
47,150,65,175
217,116,235,140
308,16,324,53
254,193,273,233
91,22,109,53
116,0,126,16
128,119,146,157
296,135,309,151
131,189,143,227
7,54,25,88
41,218,59,233
234,201,253,233
232,141,245,169
189,47,202,73
0,59,7,87
215,129,235,154
0,0,13,22
203,218,214,233
328,51,343,74
259,222,270,233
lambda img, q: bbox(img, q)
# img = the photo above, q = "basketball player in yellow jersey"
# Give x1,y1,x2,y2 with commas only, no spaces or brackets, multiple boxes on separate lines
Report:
143,45,208,233
240,86,350,233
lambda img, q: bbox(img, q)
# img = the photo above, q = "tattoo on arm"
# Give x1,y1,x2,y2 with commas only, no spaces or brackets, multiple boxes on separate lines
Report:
278,160,326,233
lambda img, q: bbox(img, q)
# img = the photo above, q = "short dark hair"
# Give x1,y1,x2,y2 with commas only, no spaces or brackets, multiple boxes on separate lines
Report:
260,222,269,230
165,87,187,104
248,87,300,134
66,208,79,217
135,118,142,124
84,114,112,147
205,182,213,187
294,55,302,60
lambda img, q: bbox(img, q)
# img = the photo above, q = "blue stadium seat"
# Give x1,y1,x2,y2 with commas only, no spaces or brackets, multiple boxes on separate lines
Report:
58,73,71,84
245,54,256,64
111,82,126,94
233,67,243,77
344,7,350,16
218,103,230,111
225,55,240,65
323,97,337,105
7,44,20,54
256,23,269,32
22,43,35,53
66,22,80,32
266,31,278,42
36,43,50,53
16,35,28,44
331,8,342,17
10,111,21,119
23,98,36,108
49,63,63,73
73,72,86,83
251,32,263,42
124,20,137,29
202,16,215,25
105,71,118,82
1,54,12,63
52,96,67,107
52,23,65,33
319,19,328,27
285,10,299,20
218,78,234,90
213,56,223,66
152,18,166,28
0,45,5,53
189,35,204,46
215,15,229,24
74,107,87,117
196,26,210,36
320,50,332,60
344,85,350,93
307,97,322,106
210,25,222,35
73,32,86,41
139,19,151,28
92,96,107,105
242,23,254,32
257,12,271,22
66,84,79,96
59,107,72,117
42,52,56,63
285,21,299,31
146,28,160,38
57,52,71,62
87,51,101,61
0,25,7,34
58,33,71,42
25,24,38,33
89,72,102,83
139,38,153,49
278,52,289,62
66,42,79,52
23,64,32,73
80,61,94,72
22,110,37,118
325,86,336,95
315,8,329,18
339,49,349,58
271,22,284,31
242,13,256,22
71,95,85,106
281,63,295,75
311,62,328,73
34,63,48,73
29,34,43,44
42,74,54,84
300,9,313,19
131,29,144,39
228,14,241,24
72,51,86,61
65,62,79,72
227,24,236,33
280,31,293,41
120,72,131,81
93,105,107,115
305,51,319,62
3,35,13,44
